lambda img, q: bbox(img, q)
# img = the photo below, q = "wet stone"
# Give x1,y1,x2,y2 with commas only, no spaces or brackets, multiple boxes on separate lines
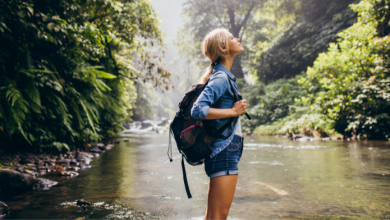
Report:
69,167,80,171
89,146,102,153
0,169,36,191
0,201,9,218
79,164,91,169
37,166,46,170
35,160,44,166
77,199,92,206
60,171,79,177
25,163,36,168
70,161,79,166
19,158,34,164
56,159,71,166
33,178,58,191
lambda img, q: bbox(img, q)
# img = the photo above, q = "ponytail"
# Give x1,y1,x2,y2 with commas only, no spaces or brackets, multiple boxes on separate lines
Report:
201,65,214,84
201,57,221,84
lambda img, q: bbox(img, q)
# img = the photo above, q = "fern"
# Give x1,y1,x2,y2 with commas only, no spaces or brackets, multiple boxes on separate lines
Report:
79,99,96,133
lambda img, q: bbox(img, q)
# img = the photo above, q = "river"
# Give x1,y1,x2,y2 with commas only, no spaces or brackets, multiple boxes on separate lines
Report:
1,133,390,219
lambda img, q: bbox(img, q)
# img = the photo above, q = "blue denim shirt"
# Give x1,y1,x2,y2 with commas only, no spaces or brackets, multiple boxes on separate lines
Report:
191,64,240,158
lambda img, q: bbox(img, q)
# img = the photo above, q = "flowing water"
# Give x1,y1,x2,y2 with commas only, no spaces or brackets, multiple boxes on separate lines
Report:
1,133,390,219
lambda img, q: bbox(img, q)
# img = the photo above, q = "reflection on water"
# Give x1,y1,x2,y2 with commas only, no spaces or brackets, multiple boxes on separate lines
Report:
1,134,390,219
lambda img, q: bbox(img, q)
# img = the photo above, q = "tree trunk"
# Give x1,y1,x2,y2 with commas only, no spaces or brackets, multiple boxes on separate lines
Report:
227,6,245,78
231,54,244,78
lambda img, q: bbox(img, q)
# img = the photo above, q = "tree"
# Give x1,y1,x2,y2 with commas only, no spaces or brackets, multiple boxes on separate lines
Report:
181,0,265,78
0,0,171,152
296,0,390,139
252,0,358,83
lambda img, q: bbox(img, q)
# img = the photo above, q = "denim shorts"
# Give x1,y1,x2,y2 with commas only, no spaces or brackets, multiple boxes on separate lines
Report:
205,135,244,179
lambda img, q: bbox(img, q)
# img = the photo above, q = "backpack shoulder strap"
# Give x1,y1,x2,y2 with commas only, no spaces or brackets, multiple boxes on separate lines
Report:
213,75,238,136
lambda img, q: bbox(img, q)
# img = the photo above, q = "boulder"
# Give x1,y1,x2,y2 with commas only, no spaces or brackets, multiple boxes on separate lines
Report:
141,120,154,129
0,201,9,218
33,178,58,191
76,152,91,165
105,144,114,150
157,118,169,126
89,146,102,153
0,169,36,191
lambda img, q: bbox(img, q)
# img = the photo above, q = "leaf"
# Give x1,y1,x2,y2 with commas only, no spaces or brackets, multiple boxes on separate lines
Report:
25,80,41,111
47,23,55,31
27,6,33,15
79,99,96,133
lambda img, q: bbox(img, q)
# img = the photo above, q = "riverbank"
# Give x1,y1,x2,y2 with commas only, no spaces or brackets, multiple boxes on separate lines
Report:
0,142,116,218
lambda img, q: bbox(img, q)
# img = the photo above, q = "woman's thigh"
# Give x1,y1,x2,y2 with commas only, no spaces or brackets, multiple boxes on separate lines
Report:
206,175,238,220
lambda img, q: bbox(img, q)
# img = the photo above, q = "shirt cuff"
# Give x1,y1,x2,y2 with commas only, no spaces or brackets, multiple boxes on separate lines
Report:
191,104,210,120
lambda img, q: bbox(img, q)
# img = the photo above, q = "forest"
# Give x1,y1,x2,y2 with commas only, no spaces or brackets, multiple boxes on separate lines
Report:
1,0,389,154
0,0,172,153
179,0,390,140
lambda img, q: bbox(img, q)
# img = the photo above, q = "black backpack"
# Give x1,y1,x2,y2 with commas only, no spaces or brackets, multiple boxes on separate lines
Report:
167,71,251,199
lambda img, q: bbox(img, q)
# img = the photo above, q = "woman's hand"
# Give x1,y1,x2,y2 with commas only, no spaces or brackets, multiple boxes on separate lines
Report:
204,99,247,120
232,99,247,117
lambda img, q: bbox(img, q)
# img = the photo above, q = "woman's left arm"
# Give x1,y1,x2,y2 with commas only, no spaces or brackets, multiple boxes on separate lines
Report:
191,73,229,121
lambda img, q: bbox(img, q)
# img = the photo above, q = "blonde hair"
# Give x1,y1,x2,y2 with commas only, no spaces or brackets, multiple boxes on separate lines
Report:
201,28,230,83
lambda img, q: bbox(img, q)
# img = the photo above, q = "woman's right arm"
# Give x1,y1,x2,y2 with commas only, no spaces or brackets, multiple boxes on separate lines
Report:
205,100,247,120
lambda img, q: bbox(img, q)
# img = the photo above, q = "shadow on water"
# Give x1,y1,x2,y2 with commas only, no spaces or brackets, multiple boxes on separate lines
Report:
1,134,390,219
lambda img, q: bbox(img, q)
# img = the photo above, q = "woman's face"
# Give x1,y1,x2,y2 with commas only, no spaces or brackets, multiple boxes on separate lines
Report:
227,33,244,56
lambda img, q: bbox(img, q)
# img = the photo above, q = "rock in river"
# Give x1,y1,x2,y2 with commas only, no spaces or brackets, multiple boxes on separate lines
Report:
76,152,92,165
89,145,102,153
55,159,71,166
77,199,92,206
0,201,9,218
33,178,58,191
0,169,35,191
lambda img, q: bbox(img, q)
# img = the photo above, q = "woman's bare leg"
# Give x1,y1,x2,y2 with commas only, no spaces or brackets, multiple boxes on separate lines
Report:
205,175,238,220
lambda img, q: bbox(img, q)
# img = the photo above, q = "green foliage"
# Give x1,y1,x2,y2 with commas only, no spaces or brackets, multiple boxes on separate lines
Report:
239,78,303,132
0,0,171,152
297,0,390,139
255,113,339,137
252,0,358,83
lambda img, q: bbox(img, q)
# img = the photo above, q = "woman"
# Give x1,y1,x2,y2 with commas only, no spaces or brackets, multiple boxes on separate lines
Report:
191,28,247,220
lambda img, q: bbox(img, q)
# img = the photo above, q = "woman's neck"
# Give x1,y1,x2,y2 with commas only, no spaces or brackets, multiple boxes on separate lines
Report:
219,55,234,72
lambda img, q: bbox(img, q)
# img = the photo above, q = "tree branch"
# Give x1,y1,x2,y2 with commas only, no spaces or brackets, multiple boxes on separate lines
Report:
238,2,255,33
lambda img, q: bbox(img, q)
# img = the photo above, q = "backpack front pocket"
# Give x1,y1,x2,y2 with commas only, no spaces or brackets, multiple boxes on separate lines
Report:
179,122,213,164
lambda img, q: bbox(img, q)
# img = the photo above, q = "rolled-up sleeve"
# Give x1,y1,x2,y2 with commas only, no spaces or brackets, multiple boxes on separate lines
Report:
191,72,228,120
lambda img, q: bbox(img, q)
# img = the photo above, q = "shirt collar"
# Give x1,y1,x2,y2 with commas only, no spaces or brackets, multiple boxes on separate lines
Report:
213,64,236,81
